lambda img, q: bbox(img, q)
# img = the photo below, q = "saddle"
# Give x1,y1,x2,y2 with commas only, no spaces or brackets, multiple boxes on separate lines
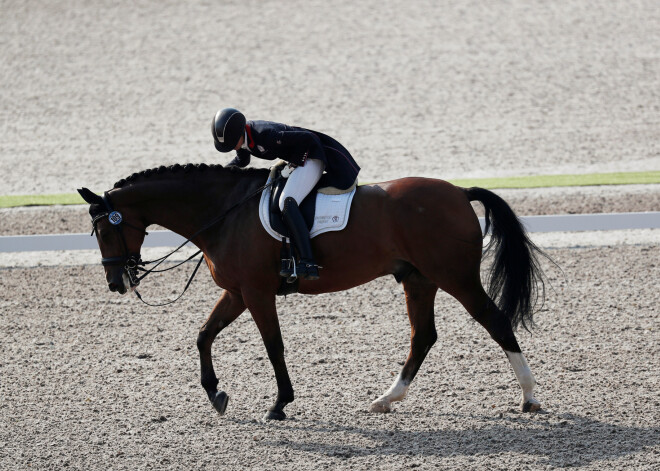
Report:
261,161,357,241
259,162,357,296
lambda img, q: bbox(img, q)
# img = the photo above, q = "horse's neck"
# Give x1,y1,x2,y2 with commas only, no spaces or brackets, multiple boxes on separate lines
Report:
114,176,246,241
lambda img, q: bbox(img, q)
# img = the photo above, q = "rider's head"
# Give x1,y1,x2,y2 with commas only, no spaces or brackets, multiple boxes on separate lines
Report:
212,108,246,152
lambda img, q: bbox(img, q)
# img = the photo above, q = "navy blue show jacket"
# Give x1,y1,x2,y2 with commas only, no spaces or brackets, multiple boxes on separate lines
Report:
228,120,360,190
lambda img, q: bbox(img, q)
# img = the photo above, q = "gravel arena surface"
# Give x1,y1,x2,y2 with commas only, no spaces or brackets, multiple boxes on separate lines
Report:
1,247,659,470
2,0,660,470
1,0,659,195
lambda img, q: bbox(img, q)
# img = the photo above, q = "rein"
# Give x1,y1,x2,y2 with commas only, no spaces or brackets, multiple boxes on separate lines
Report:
92,176,277,306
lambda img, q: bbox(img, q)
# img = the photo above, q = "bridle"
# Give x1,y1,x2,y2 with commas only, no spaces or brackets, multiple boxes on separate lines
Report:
92,190,204,305
90,177,278,306
91,191,150,289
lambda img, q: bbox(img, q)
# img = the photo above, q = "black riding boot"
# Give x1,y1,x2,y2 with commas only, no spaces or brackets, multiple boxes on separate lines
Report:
282,197,320,281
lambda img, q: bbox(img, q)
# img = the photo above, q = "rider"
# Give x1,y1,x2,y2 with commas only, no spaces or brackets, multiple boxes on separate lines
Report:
212,108,360,281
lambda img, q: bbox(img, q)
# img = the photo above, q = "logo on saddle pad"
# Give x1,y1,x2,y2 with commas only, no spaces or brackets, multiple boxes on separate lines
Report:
314,214,341,225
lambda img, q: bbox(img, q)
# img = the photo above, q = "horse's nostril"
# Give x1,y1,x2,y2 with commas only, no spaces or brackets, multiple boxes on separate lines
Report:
108,283,118,292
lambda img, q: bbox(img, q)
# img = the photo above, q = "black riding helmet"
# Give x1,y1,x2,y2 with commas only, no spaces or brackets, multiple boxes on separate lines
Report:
212,108,246,153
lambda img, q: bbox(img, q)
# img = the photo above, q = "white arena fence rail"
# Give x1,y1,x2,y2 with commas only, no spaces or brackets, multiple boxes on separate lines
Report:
0,212,659,253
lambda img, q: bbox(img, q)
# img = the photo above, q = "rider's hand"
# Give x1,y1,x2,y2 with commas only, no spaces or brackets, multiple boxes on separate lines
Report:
227,149,251,168
227,156,246,167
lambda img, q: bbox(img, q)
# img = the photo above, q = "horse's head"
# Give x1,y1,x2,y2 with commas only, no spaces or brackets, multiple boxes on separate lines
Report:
78,187,147,295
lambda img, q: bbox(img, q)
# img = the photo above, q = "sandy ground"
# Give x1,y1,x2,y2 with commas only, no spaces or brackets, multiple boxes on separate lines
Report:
2,0,660,469
1,246,659,470
1,0,659,196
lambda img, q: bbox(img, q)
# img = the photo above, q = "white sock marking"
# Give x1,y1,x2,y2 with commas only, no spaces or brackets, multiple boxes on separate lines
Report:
505,351,537,403
380,373,410,403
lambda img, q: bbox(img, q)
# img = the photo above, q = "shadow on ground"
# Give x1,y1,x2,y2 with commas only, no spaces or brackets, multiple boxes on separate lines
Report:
252,412,659,467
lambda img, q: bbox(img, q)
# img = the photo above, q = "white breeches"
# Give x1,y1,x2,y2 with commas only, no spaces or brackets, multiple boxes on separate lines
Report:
279,159,325,211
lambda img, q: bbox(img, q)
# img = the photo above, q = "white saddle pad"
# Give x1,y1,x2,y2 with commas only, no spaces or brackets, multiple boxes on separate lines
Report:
259,176,357,241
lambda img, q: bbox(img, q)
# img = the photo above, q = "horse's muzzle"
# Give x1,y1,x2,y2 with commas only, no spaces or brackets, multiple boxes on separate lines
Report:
107,269,129,295
108,281,127,294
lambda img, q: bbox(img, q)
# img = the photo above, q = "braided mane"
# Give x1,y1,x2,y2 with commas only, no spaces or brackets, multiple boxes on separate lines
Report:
112,163,268,189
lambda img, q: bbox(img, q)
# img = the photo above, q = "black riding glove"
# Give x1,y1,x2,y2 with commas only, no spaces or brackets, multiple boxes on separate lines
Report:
227,149,251,168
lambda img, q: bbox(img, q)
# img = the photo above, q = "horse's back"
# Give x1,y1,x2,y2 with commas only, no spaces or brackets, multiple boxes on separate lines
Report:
362,177,483,245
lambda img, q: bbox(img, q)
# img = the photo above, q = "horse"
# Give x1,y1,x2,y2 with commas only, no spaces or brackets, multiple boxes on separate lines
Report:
78,162,548,421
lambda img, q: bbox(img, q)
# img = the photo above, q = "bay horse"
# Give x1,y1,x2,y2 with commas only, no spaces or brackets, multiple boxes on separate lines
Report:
78,163,547,421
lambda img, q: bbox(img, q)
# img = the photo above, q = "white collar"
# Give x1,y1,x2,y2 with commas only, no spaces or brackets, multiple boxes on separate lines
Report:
241,130,248,150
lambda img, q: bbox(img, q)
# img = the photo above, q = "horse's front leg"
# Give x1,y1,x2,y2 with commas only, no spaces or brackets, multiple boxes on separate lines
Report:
197,290,246,414
242,290,294,421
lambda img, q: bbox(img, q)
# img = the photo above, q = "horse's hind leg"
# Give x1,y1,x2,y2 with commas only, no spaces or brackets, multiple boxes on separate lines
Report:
455,284,541,412
370,273,438,413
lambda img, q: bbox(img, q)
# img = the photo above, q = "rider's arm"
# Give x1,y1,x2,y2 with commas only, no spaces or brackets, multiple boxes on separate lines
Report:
273,130,324,166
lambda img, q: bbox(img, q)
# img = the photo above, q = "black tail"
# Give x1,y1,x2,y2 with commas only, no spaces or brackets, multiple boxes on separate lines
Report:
465,187,548,331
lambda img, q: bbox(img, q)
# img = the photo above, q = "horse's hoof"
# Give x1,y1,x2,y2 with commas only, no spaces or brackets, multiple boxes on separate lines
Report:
263,409,286,421
522,399,541,412
212,391,229,415
369,399,391,413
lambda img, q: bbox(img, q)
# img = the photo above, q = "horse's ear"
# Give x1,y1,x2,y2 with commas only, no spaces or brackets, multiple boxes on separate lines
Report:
77,188,104,205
